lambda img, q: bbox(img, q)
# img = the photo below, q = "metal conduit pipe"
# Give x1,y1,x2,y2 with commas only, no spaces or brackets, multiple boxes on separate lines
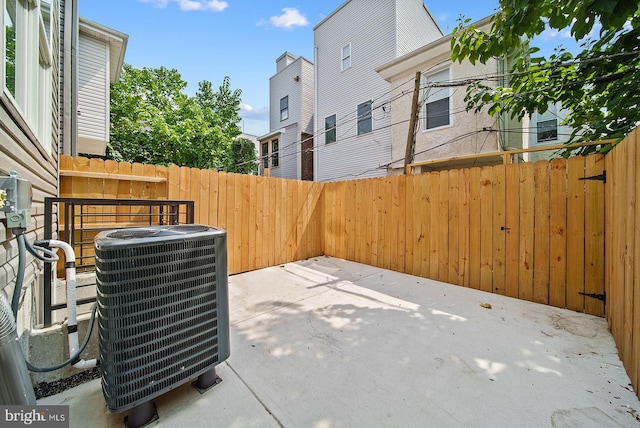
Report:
36,240,98,370
0,291,36,404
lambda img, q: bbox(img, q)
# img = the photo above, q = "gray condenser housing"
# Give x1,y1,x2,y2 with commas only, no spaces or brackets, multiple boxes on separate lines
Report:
94,225,229,413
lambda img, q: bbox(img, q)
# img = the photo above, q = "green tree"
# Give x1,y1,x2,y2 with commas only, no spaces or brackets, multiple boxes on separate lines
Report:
195,77,242,138
5,22,15,96
451,1,640,152
226,137,257,174
109,64,255,172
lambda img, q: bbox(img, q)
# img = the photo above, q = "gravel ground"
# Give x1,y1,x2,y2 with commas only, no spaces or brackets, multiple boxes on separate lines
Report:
34,367,101,399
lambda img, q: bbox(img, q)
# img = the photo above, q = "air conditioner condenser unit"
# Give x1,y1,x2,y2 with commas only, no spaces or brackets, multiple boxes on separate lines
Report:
94,225,230,427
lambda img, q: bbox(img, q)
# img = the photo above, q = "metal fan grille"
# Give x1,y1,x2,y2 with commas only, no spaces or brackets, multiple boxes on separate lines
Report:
106,225,210,240
96,230,226,412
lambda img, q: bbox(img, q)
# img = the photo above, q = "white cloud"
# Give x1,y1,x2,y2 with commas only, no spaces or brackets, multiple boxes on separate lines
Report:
541,19,604,42
436,13,449,23
240,104,269,120
140,0,168,6
269,8,308,29
140,0,228,12
540,27,572,40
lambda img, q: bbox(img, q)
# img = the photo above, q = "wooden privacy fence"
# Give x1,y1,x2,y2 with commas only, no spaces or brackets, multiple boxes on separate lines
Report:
60,127,639,399
58,156,324,276
323,154,606,317
605,126,640,401
60,153,605,314
60,152,606,315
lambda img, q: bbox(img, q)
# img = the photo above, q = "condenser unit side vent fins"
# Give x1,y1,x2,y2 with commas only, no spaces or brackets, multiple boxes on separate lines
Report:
95,225,229,414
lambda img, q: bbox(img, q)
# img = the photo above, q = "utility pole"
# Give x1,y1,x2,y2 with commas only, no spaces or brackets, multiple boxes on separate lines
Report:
404,71,421,174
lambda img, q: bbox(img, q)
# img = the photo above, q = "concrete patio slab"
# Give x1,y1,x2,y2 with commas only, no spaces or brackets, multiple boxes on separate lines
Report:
39,257,640,427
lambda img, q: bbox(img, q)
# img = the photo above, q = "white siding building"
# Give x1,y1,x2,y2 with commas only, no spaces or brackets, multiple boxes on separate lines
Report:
259,52,314,180
526,102,573,162
76,18,127,156
313,0,442,181
377,18,528,174
376,16,527,172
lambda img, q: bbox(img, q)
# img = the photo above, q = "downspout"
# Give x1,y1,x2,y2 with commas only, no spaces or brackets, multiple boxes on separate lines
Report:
70,0,79,156
61,0,72,155
313,46,318,182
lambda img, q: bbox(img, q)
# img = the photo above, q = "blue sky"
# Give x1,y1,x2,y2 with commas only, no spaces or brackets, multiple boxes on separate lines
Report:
79,1,570,137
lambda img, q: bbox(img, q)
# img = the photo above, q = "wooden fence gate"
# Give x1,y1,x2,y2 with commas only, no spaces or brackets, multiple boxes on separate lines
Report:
324,154,606,317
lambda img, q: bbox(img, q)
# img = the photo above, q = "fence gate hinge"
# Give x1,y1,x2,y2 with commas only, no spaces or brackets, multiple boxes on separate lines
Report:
578,170,606,183
579,292,606,304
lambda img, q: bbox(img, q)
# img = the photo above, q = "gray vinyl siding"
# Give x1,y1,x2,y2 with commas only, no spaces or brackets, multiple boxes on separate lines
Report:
315,0,397,182
269,58,308,130
300,59,314,135
78,35,109,143
58,0,65,152
269,125,298,179
51,0,61,153
276,52,297,74
395,1,442,56
268,55,314,180
59,0,74,155
1,1,60,330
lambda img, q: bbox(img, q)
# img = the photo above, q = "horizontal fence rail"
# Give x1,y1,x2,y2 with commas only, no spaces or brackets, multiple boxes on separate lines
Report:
42,197,195,326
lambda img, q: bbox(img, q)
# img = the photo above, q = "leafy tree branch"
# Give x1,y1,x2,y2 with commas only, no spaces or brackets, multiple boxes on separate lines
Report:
451,1,640,153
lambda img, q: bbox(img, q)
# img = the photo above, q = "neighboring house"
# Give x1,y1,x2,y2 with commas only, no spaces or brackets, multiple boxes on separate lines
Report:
259,52,314,180
239,132,259,158
313,0,443,181
0,0,126,363
376,16,527,173
526,102,573,162
75,18,127,156
261,0,443,182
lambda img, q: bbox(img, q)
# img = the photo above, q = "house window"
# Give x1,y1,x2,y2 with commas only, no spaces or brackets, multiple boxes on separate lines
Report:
40,1,50,44
261,139,279,171
325,114,336,144
3,0,53,154
261,142,269,169
357,101,372,135
341,43,351,71
5,0,17,97
280,96,288,121
537,119,558,143
271,139,279,168
422,69,450,130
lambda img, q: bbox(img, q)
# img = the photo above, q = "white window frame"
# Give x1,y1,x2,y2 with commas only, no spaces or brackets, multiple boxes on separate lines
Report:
260,138,281,172
261,141,269,170
422,67,452,131
357,101,372,135
537,119,558,143
2,0,53,154
271,139,279,168
341,43,351,71
325,114,336,144
280,95,288,121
